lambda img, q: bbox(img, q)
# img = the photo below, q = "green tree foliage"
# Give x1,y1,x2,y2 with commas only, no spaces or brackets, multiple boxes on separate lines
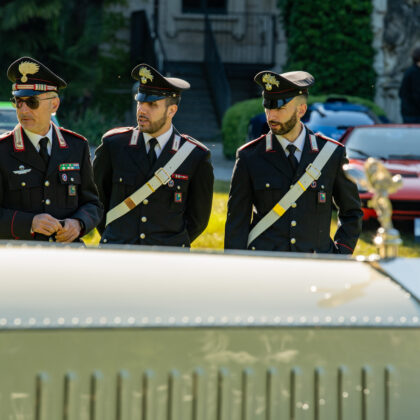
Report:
0,0,130,141
278,0,375,99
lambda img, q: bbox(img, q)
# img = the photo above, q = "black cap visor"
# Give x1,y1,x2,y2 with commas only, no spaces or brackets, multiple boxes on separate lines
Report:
263,96,295,109
12,89,46,98
134,91,179,102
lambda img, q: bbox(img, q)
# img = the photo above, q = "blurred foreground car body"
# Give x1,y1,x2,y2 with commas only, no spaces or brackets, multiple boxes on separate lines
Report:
247,98,384,141
341,124,420,223
1,242,420,419
0,101,59,133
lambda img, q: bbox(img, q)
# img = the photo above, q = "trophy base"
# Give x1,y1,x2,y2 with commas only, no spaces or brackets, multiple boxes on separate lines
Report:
373,227,402,259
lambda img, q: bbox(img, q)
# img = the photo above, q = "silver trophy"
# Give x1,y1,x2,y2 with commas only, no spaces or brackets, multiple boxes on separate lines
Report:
344,158,403,259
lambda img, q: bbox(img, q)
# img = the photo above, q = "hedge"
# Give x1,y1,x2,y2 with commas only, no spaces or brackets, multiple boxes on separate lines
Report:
222,94,387,159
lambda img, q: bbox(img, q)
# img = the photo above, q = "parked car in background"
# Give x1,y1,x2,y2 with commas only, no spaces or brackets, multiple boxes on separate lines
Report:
341,124,420,223
247,98,385,141
0,101,59,133
301,98,384,139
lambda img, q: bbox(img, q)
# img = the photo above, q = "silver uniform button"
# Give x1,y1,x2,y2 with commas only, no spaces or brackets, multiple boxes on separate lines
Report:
119,178,123,182
70,177,74,182
290,238,296,244
143,199,149,205
44,180,50,187
21,182,26,187
103,238,108,243
251,246,256,250
291,202,297,208
45,199,51,205
49,237,54,242
177,185,181,190
140,233,146,239
266,183,270,188
141,217,147,222
291,220,297,227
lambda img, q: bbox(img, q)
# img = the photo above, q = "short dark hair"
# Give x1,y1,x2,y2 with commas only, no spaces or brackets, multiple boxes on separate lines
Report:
165,96,180,106
412,46,420,64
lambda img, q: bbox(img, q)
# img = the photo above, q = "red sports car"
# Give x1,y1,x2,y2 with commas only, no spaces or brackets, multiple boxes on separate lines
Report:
340,124,420,221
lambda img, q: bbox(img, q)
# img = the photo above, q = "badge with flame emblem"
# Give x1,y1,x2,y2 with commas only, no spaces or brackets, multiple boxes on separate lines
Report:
262,73,279,91
18,61,40,83
139,67,153,84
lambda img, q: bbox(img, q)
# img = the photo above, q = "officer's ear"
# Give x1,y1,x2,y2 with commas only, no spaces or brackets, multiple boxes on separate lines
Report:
166,104,178,119
50,96,60,114
297,102,307,119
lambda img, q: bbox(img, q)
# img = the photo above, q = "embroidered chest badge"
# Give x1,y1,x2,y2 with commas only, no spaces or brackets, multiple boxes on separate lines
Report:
68,185,77,196
59,163,80,171
174,192,182,203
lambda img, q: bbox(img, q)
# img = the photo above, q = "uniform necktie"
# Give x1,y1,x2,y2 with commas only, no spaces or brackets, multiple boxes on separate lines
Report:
147,137,158,167
39,137,50,166
286,144,298,174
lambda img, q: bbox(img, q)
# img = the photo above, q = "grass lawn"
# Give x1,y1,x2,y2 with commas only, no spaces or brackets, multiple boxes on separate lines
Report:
84,180,420,257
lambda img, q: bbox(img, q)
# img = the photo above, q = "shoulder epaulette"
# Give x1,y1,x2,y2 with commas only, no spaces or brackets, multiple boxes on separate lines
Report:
315,132,344,147
0,131,12,141
238,134,265,152
103,126,134,139
181,134,209,151
59,127,87,141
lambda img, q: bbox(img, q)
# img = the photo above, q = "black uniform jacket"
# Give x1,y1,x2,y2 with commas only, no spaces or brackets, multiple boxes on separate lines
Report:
224,127,363,254
0,124,103,241
93,127,214,246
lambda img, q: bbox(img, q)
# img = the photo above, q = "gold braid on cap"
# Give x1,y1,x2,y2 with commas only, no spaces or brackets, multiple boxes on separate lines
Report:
18,61,40,83
139,67,153,84
262,74,279,91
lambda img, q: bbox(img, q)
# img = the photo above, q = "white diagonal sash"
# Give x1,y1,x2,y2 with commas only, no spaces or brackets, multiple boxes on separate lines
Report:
105,136,196,226
247,140,338,246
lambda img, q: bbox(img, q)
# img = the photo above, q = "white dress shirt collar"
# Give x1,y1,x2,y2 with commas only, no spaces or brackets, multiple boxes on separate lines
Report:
23,125,53,154
275,123,306,162
143,126,174,158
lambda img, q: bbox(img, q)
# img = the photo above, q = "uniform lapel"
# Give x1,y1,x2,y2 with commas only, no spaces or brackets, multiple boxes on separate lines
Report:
9,128,46,173
47,129,69,176
261,132,294,179
125,132,150,178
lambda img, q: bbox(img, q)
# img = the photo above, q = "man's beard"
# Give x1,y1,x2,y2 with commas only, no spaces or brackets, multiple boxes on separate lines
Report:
138,112,167,135
269,112,298,135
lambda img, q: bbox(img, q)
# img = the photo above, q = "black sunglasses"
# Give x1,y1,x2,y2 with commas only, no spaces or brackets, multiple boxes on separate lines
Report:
10,96,56,110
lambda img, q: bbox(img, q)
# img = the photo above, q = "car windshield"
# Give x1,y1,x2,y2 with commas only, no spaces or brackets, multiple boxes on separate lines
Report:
346,127,420,160
0,109,18,132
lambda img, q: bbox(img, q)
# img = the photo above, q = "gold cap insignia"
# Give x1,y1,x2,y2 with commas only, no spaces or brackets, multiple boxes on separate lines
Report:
139,67,153,84
18,61,40,83
262,73,279,91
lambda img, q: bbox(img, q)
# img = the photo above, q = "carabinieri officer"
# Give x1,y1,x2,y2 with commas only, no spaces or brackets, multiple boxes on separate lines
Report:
224,70,363,253
93,63,214,246
0,57,102,242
